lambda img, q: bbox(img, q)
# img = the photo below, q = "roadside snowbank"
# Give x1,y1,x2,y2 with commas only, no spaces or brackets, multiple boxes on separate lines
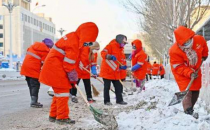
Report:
116,79,210,130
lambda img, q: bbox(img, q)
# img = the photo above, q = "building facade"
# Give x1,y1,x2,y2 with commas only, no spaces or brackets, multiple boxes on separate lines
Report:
0,0,56,58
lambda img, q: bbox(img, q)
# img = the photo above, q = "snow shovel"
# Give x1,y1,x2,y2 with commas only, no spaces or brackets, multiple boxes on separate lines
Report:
75,84,118,128
168,62,203,106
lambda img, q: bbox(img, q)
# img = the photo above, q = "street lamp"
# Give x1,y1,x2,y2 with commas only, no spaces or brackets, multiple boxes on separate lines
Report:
3,1,16,69
58,28,65,37
32,5,46,13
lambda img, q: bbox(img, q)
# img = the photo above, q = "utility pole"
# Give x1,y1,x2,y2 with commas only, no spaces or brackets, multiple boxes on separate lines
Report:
3,1,16,69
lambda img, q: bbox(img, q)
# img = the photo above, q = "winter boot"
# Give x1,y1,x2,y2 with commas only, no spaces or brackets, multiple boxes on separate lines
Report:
71,96,78,103
30,96,43,108
117,101,128,105
104,102,113,106
87,98,96,103
55,118,75,125
184,107,194,115
49,116,56,122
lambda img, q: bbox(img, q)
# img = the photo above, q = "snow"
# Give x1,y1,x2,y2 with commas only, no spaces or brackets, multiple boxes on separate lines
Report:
73,79,210,130
115,79,210,130
0,68,16,71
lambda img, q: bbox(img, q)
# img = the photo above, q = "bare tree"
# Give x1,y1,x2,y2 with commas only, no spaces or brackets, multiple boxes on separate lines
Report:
123,0,210,59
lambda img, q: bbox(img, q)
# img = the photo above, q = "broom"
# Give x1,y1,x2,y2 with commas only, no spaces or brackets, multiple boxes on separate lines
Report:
91,84,100,97
116,60,134,94
75,84,118,128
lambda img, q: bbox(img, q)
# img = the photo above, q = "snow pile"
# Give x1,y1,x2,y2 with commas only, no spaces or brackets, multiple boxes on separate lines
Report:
116,79,210,130
0,68,16,71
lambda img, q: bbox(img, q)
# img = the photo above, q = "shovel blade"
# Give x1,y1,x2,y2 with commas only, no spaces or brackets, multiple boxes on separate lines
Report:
89,105,118,129
168,90,188,106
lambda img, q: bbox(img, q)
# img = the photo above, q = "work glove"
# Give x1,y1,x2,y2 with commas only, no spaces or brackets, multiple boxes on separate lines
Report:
106,54,117,61
202,57,208,61
131,64,141,72
191,72,198,79
91,75,98,79
67,69,78,84
119,65,127,70
91,65,97,75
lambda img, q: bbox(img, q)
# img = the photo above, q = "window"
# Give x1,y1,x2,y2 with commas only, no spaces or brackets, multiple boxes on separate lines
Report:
34,19,36,25
0,43,3,47
43,23,45,29
28,16,30,23
0,25,3,29
0,15,2,20
39,22,42,28
25,15,27,22
31,17,33,24
21,14,24,21
0,34,3,38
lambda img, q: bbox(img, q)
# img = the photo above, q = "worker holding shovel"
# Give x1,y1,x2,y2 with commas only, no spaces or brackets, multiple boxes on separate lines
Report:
39,22,99,124
130,39,148,93
169,26,208,118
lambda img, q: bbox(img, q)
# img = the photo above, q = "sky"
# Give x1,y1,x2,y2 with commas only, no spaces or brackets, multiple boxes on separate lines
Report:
30,0,139,48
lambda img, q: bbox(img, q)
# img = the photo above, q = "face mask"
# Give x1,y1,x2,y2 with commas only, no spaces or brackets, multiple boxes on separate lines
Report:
92,50,99,54
120,43,126,48
132,45,136,49
182,39,193,49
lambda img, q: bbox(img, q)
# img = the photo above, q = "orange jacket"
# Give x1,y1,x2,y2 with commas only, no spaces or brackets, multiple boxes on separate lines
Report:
152,63,160,75
159,64,165,75
76,49,98,79
20,42,49,79
120,48,127,80
169,26,208,91
100,40,125,80
146,62,152,74
131,39,147,80
39,22,99,89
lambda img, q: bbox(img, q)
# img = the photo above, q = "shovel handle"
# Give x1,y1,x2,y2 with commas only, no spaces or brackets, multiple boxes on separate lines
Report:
117,60,124,66
186,61,203,91
81,66,116,94
75,84,90,107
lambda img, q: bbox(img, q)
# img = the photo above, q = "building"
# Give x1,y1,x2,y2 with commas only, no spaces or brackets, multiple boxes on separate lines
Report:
0,0,56,58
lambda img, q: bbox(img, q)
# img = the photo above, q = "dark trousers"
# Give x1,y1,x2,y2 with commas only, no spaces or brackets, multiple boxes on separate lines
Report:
70,79,92,99
103,78,123,104
161,75,164,79
25,76,40,97
146,74,152,81
183,91,200,111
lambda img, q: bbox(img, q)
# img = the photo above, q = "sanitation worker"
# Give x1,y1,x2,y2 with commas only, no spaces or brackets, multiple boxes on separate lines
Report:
39,22,99,124
21,38,54,108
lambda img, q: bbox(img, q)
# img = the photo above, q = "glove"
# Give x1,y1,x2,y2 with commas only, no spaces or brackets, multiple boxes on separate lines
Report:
119,65,127,70
91,65,97,75
91,74,98,79
67,69,78,84
106,54,117,61
191,72,198,79
131,64,141,72
202,57,208,61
